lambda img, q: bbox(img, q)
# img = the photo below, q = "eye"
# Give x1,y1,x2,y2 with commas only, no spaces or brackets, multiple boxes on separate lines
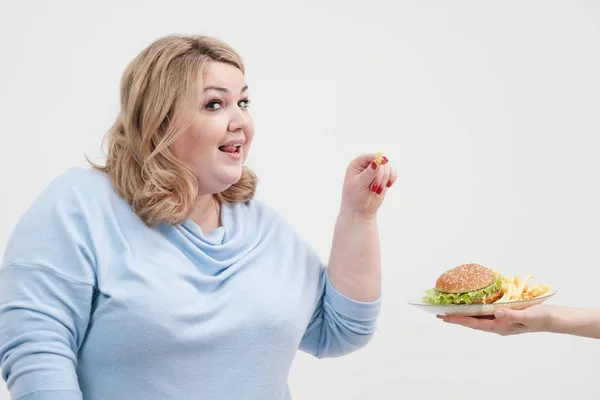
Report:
206,100,223,110
238,99,251,109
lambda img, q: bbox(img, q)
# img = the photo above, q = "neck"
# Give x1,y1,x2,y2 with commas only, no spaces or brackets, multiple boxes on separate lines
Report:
188,194,221,233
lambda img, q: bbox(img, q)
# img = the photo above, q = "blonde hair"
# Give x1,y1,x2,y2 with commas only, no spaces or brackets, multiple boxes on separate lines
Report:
89,34,258,226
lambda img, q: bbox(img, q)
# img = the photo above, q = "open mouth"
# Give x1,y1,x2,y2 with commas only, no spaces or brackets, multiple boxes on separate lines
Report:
218,144,241,154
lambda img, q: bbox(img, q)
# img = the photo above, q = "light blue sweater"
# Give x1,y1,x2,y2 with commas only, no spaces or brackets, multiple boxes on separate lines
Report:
0,168,381,400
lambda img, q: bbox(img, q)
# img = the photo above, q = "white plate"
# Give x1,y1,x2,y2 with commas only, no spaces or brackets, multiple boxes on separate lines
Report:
407,290,557,317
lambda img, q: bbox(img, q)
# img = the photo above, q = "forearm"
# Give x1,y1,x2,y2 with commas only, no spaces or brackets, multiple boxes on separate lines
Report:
0,264,91,399
546,307,600,339
326,213,381,302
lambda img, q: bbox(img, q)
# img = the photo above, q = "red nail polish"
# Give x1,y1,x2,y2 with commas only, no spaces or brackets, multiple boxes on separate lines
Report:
372,183,379,192
377,186,383,195
386,180,392,188
382,156,389,164
371,160,377,169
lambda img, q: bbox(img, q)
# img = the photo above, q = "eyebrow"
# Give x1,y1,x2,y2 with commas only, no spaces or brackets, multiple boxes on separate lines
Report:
204,85,248,94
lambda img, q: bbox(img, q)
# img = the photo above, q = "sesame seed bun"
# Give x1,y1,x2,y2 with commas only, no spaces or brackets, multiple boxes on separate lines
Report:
435,263,496,294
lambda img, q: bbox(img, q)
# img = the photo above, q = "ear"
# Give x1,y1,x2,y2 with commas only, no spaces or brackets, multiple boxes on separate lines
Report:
158,114,171,136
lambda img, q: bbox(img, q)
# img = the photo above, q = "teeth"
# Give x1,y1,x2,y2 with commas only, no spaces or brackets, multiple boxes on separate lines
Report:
219,143,242,149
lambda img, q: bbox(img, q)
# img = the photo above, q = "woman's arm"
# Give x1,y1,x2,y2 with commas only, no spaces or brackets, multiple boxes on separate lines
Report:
327,214,381,302
0,170,98,399
297,153,397,358
299,213,381,359
0,264,94,400
327,153,397,302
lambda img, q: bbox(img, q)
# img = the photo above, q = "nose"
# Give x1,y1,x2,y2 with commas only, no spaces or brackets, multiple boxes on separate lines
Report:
228,107,248,132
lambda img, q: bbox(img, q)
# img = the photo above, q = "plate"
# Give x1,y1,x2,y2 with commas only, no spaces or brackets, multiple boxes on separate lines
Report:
407,290,557,317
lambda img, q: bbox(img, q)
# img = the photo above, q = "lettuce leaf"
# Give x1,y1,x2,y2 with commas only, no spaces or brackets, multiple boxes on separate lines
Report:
421,274,502,305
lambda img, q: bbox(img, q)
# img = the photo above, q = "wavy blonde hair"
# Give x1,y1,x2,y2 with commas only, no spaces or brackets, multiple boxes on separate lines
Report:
89,34,258,226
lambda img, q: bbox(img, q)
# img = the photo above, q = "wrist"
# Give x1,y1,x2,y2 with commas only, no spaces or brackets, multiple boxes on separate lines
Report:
337,208,378,224
334,211,379,239
541,307,563,333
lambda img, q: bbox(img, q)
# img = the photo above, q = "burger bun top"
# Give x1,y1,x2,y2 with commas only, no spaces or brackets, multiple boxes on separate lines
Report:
435,263,496,294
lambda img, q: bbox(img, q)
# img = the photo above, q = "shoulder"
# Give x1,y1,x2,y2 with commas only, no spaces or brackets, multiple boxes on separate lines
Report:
37,167,118,203
5,167,125,253
1,167,117,282
24,167,127,219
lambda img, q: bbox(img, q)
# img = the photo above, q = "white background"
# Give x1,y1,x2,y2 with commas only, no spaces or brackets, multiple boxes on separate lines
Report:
2,0,600,399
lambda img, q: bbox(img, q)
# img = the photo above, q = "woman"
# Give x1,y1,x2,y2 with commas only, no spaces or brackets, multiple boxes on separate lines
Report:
0,35,397,400
439,305,600,339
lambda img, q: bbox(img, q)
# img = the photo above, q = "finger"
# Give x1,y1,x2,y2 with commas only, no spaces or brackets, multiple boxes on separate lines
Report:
351,153,379,172
369,165,385,194
375,165,392,195
442,314,526,336
386,166,398,189
351,152,390,171
494,309,527,324
354,156,383,192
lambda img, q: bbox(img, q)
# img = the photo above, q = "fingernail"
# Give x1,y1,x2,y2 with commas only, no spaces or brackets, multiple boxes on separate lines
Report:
382,156,388,164
376,186,383,195
386,180,392,188
371,160,378,169
372,183,379,192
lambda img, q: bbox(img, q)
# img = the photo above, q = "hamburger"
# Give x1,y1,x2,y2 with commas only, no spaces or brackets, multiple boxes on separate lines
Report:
422,263,503,305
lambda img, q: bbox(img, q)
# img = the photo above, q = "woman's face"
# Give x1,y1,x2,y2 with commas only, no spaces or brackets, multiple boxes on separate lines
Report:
171,61,254,195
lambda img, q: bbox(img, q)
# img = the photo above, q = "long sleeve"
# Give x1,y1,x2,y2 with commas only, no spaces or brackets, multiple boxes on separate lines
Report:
0,265,93,400
0,171,98,400
298,267,381,359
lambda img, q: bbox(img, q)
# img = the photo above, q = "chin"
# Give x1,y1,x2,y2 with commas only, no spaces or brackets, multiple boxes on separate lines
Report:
218,169,243,189
197,164,244,194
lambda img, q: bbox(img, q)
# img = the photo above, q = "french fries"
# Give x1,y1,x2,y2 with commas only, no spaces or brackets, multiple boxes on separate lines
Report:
375,151,384,165
490,268,553,303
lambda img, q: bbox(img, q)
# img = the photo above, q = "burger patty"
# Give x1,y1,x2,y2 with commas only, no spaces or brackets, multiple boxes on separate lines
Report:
468,289,503,305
